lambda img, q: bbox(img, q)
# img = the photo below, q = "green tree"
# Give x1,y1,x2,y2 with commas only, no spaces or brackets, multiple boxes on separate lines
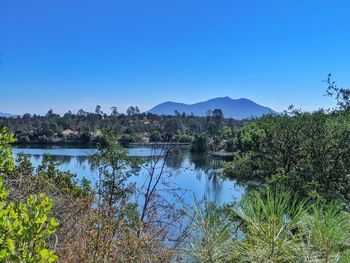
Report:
225,110,350,203
191,133,210,153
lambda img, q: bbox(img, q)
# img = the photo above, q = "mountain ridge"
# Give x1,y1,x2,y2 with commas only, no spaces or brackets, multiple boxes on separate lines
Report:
147,97,277,120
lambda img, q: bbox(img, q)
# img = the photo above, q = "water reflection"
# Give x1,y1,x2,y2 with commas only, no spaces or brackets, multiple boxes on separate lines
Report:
13,147,244,203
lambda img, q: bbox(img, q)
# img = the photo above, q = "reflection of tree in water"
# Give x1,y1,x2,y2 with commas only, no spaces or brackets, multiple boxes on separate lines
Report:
21,148,236,203
49,155,75,165
26,154,42,162
75,155,90,166
189,153,226,202
164,148,186,169
25,154,94,173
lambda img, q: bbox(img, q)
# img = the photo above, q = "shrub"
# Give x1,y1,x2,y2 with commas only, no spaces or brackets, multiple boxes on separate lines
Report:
0,182,59,262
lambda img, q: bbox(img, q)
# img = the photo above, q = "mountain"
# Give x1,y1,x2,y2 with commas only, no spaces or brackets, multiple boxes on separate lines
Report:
0,112,15,118
147,97,277,120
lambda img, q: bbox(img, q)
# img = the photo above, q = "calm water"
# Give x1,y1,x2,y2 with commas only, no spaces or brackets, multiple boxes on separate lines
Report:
13,146,244,204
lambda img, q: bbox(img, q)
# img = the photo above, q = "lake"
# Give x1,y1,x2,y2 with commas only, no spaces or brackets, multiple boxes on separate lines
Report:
13,146,245,204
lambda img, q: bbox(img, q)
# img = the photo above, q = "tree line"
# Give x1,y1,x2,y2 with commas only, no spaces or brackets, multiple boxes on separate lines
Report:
0,106,242,153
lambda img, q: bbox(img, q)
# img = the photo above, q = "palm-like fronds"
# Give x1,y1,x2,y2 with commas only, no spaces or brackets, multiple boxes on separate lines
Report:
184,189,350,263
233,188,307,262
301,205,350,263
184,199,235,263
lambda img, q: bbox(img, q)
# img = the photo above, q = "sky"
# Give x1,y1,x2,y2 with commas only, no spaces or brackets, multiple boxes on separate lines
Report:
0,0,349,115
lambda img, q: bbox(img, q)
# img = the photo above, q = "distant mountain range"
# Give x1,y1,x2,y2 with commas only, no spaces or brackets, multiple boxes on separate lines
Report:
0,112,15,118
147,97,277,120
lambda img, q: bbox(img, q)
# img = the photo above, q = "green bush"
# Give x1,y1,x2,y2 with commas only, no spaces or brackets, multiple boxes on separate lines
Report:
0,127,15,175
0,128,58,262
0,182,59,262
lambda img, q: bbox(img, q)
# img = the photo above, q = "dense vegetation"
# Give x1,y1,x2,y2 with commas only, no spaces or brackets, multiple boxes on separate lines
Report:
224,108,350,203
0,107,241,153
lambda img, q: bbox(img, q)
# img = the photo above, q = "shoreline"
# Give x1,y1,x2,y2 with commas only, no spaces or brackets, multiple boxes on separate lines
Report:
13,141,191,148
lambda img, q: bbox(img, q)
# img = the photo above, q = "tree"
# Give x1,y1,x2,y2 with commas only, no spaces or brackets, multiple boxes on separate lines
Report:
76,108,88,117
191,133,210,153
325,73,350,110
89,131,140,261
46,109,54,118
149,131,164,142
126,106,140,116
110,106,119,116
95,105,103,115
225,110,350,203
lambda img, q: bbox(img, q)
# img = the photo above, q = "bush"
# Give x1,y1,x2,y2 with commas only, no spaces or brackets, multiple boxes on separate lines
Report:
0,127,15,174
0,183,59,262
0,128,58,262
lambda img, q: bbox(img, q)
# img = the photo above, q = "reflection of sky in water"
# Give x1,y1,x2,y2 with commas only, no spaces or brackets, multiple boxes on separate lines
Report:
13,147,244,204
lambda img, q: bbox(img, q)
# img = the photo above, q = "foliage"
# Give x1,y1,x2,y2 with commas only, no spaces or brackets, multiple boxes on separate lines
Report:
0,128,58,262
234,188,306,262
178,133,194,143
149,130,164,142
0,183,58,262
325,73,350,110
0,109,242,148
186,188,350,263
190,133,210,153
91,131,139,208
303,205,350,262
0,127,15,175
37,154,91,197
225,110,350,203
184,200,233,263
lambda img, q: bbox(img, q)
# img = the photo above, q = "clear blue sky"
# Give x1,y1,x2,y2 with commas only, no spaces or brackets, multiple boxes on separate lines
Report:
0,0,349,115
